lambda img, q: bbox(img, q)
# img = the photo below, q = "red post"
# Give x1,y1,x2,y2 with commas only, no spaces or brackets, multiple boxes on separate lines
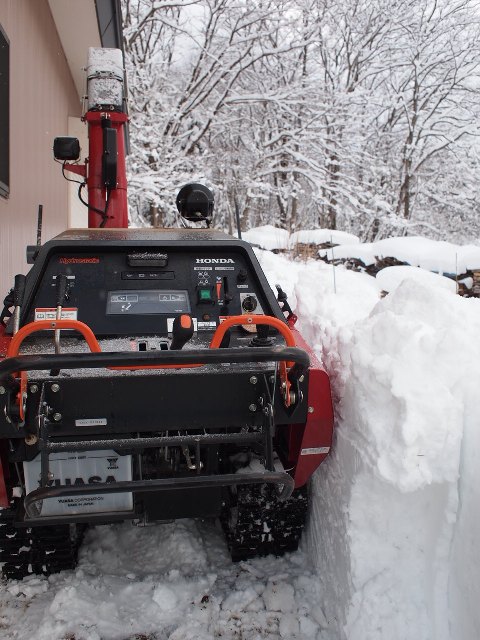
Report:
85,111,129,229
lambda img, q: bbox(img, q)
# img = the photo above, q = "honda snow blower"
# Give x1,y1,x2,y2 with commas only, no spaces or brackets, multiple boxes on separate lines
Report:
0,49,334,579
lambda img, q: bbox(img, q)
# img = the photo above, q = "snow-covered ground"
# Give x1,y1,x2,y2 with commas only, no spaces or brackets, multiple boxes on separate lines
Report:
0,520,328,640
1,231,479,639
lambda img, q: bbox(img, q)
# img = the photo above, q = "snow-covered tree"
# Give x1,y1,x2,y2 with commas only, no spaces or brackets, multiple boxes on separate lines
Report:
123,0,480,242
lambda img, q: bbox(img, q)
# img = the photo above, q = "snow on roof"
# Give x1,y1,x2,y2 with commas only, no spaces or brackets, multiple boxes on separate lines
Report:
242,225,290,250
376,265,457,294
290,229,360,246
320,236,480,273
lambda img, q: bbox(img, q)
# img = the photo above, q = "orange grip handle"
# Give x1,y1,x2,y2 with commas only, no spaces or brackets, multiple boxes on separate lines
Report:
7,316,296,372
210,315,295,349
7,320,101,358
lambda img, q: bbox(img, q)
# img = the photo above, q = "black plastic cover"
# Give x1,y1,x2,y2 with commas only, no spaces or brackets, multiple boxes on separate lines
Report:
53,137,80,161
102,127,117,187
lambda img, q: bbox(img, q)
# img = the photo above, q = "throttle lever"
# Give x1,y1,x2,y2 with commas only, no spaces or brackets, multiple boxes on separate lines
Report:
51,274,69,375
55,274,69,307
12,274,26,334
275,284,295,323
170,314,194,350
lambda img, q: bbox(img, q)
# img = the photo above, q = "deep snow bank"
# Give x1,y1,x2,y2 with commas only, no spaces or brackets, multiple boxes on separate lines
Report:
256,250,480,640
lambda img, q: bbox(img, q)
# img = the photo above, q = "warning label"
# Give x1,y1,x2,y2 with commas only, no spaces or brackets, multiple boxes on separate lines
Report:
35,308,78,321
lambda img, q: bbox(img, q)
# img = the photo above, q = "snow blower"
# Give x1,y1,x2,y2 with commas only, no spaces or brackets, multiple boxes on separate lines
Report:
0,48,334,579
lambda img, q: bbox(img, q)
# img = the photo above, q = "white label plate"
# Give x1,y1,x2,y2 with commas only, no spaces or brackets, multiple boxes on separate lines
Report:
35,307,78,321
300,447,330,456
75,418,107,427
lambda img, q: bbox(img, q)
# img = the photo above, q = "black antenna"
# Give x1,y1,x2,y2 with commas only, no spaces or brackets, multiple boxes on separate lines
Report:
36,204,43,247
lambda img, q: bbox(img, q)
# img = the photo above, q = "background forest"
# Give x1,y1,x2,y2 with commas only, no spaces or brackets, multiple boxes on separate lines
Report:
122,0,480,242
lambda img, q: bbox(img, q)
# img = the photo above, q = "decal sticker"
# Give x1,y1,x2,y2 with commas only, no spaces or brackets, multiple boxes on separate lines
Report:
75,418,108,427
195,258,235,264
300,447,330,455
59,257,100,264
35,308,78,321
197,321,217,330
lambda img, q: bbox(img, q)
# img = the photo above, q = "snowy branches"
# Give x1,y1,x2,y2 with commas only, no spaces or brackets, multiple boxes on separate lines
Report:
122,0,480,241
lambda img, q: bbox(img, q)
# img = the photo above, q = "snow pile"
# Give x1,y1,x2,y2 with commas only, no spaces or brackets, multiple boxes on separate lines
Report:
255,243,480,639
0,520,329,640
264,258,480,639
320,236,480,273
242,225,290,251
290,229,359,246
242,225,359,251
337,282,480,639
376,265,457,294
256,249,379,390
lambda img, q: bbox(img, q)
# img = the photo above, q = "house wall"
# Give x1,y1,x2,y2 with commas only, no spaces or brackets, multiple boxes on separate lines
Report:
0,0,81,296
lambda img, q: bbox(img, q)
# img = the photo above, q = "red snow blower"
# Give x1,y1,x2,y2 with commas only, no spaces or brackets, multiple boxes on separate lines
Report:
0,48,334,579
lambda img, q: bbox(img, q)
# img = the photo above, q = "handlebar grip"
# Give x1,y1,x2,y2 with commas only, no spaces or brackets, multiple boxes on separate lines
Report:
13,274,26,307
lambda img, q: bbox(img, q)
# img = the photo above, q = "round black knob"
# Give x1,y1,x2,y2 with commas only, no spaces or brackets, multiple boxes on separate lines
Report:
237,269,248,283
242,295,258,312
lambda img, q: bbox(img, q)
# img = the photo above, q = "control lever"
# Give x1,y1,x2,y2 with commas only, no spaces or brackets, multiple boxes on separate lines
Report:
223,277,233,304
250,324,273,347
275,284,295,323
170,314,194,350
12,274,26,334
51,275,69,376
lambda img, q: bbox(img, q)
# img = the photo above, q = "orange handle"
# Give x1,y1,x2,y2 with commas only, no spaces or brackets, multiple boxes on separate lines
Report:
7,316,296,372
210,315,295,349
7,320,101,358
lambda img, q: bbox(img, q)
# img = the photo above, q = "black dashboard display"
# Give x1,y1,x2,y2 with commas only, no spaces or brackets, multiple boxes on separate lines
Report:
106,290,191,315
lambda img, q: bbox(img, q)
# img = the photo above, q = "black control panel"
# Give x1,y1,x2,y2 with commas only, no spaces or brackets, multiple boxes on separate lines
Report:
19,229,285,337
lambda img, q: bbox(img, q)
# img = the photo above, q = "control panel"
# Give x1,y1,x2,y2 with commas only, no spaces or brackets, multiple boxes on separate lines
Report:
19,229,283,338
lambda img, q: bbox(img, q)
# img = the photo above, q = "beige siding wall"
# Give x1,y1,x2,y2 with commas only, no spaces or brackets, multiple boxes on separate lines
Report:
0,0,81,296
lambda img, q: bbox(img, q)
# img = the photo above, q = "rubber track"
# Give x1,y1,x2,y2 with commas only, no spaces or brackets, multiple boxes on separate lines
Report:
221,484,308,561
0,507,86,580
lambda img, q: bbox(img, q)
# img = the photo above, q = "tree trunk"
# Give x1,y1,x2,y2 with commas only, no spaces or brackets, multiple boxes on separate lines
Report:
150,204,162,228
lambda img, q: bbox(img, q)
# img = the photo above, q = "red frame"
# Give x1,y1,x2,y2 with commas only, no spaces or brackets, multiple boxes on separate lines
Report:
85,112,128,228
288,328,334,488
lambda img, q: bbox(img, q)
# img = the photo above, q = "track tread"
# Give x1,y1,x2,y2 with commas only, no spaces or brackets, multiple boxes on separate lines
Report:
221,484,308,561
0,506,86,580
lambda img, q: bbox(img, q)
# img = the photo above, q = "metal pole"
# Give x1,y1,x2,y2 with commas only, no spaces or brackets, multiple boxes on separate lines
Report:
234,195,242,239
